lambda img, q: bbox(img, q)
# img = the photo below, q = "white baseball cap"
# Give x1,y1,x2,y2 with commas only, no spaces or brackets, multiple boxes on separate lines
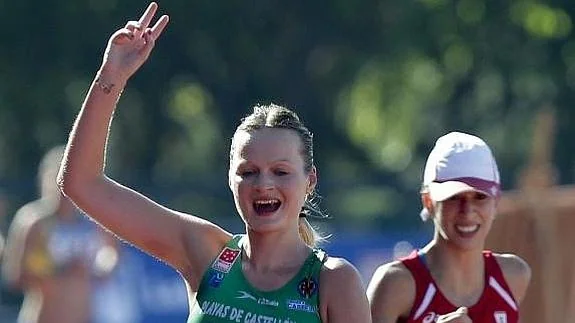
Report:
420,132,500,220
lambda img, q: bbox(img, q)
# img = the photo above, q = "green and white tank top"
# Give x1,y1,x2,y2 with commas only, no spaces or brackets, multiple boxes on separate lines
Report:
188,235,327,323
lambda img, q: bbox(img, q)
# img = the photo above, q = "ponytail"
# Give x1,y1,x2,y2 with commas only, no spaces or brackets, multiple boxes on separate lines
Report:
298,199,328,247
298,218,321,247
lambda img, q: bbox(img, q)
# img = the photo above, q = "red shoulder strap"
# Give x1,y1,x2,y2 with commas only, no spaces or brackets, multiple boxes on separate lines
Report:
400,250,437,318
483,250,517,304
401,250,432,284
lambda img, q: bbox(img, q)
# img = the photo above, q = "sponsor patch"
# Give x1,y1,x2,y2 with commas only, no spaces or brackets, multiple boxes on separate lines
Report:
212,247,240,273
287,299,316,313
208,271,224,288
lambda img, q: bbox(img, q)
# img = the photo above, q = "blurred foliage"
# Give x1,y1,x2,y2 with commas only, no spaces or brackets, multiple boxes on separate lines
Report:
0,0,574,232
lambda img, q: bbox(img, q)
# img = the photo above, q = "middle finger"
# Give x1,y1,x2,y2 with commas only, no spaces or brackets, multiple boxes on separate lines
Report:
138,2,158,29
150,15,169,40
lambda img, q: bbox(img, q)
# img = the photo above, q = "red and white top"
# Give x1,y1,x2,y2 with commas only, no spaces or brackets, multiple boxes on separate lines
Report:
401,250,518,323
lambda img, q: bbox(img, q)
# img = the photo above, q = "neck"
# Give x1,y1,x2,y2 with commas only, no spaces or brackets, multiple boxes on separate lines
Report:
242,229,309,272
421,240,485,301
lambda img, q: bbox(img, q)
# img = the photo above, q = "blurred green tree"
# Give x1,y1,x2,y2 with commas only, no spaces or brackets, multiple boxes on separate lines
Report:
0,0,573,231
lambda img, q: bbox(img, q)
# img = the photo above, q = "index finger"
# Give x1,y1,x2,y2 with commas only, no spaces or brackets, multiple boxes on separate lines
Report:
150,14,170,40
456,307,468,314
138,2,158,29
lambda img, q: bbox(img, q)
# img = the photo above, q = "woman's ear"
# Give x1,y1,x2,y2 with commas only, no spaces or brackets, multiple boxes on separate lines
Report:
421,192,434,215
307,166,318,194
228,169,234,191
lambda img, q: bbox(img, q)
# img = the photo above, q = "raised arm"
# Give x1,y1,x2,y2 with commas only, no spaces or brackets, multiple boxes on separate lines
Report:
57,2,230,281
367,262,415,323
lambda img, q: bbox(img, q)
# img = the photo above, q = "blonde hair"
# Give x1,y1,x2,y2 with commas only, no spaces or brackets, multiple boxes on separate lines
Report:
298,218,325,247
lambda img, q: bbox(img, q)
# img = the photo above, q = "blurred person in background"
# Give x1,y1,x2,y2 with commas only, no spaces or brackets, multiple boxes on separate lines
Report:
367,132,531,323
2,145,119,323
57,2,370,322
0,190,6,259
0,189,16,323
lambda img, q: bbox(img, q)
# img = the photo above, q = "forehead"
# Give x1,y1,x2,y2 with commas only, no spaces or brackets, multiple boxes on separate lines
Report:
232,128,303,163
446,190,490,199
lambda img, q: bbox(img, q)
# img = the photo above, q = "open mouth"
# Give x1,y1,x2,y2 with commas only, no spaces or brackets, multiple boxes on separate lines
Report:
455,224,480,236
253,199,281,215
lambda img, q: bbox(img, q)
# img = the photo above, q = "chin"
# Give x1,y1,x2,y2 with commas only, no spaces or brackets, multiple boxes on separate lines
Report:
449,238,485,252
245,216,287,233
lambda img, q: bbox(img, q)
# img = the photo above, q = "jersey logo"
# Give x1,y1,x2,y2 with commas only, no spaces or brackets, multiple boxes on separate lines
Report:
236,290,279,307
494,311,507,323
208,271,225,288
297,277,318,298
236,290,258,301
212,247,241,273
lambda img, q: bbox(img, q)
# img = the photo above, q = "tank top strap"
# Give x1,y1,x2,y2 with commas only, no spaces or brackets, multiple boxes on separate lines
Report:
290,247,327,301
311,248,328,270
401,249,441,320
401,250,432,285
482,250,505,280
208,235,243,274
225,234,244,249
308,248,328,280
482,250,514,294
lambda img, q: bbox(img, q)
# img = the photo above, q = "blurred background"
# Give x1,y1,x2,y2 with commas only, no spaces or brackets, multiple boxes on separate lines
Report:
0,0,574,322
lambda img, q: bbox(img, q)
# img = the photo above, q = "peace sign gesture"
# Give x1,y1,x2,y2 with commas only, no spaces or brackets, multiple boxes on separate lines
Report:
101,2,169,83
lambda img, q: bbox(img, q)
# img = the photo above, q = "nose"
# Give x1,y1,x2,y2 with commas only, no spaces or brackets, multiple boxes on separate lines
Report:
254,173,274,190
458,197,472,215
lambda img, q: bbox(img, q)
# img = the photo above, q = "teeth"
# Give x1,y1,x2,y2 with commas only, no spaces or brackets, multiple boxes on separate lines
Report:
456,224,479,233
254,200,279,205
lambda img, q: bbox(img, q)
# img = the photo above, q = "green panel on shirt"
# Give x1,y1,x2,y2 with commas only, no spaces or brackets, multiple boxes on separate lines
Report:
188,235,326,323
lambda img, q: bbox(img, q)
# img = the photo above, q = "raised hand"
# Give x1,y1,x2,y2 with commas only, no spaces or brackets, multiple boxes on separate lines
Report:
100,2,169,83
436,307,472,323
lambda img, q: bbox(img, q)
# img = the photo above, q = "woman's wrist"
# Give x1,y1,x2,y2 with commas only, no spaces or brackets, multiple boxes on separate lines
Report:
94,67,128,94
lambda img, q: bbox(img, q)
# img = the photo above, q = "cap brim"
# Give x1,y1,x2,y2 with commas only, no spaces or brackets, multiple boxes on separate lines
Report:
427,178,499,202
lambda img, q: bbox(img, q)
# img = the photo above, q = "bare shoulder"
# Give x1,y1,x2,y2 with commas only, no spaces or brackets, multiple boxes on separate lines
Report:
12,200,44,222
319,256,371,323
2,200,49,285
493,253,532,304
371,260,415,286
175,211,232,281
319,256,366,296
493,253,531,274
367,260,415,322
368,260,415,295
321,256,361,277
8,200,48,236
